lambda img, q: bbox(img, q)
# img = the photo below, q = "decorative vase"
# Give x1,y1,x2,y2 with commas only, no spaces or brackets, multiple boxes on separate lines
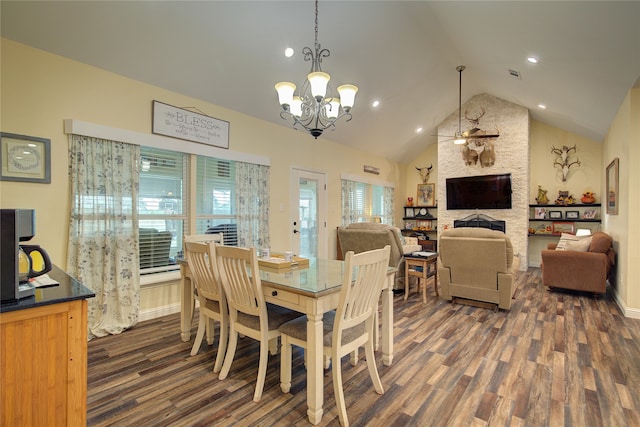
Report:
581,192,595,204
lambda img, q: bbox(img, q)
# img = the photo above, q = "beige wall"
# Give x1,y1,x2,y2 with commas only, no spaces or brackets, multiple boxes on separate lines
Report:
0,39,402,316
604,87,640,316
528,120,603,266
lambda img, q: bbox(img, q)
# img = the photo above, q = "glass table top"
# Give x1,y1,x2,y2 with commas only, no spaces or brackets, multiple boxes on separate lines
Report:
258,258,345,297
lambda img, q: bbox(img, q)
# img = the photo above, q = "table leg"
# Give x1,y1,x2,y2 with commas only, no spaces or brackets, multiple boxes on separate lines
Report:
433,260,439,296
381,274,394,366
307,312,324,425
180,266,192,342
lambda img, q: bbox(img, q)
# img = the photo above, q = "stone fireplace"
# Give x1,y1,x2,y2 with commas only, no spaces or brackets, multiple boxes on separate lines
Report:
437,93,529,270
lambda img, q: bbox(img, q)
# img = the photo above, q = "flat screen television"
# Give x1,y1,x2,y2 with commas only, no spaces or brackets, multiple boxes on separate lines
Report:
446,173,512,210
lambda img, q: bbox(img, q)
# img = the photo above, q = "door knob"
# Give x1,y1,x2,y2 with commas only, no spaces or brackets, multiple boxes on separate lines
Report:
293,229,300,234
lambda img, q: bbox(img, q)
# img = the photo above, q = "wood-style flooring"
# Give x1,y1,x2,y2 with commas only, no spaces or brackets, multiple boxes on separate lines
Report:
87,268,640,426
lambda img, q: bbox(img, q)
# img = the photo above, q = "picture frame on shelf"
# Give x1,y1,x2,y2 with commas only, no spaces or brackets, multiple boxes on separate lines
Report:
0,132,51,183
583,209,597,219
552,222,575,235
565,210,579,220
606,157,619,215
548,210,562,220
417,183,435,206
404,207,415,218
534,207,546,219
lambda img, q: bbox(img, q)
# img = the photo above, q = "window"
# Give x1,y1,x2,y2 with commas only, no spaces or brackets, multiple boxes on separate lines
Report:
195,157,238,246
341,179,394,225
139,147,188,273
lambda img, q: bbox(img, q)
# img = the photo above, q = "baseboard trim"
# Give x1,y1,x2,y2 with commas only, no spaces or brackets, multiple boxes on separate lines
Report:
612,290,640,319
139,303,181,322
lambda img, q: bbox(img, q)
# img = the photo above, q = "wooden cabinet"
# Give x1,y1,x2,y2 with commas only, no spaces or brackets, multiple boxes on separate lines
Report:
1,299,88,426
1,267,93,427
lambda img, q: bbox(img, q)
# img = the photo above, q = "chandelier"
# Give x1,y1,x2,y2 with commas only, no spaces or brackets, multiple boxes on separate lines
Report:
274,0,358,139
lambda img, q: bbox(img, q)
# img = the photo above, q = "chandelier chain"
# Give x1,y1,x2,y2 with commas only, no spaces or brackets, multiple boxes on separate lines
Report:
314,0,319,51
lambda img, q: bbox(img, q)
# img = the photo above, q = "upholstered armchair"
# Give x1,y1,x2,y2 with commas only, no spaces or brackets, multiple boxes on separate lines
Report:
337,222,421,289
541,231,615,294
438,227,519,310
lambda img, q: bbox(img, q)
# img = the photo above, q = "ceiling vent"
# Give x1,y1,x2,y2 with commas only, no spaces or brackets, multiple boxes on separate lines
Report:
508,69,522,79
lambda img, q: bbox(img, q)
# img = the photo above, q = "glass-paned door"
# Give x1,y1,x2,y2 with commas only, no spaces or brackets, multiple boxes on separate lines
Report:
291,168,326,259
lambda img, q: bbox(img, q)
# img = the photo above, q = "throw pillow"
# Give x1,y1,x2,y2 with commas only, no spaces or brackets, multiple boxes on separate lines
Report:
555,233,590,251
565,236,592,252
589,232,612,253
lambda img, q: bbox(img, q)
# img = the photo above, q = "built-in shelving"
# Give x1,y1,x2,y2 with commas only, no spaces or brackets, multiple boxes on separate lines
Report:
528,203,601,237
402,205,437,234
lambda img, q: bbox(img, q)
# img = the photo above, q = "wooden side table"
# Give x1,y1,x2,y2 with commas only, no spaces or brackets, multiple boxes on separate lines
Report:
404,254,438,303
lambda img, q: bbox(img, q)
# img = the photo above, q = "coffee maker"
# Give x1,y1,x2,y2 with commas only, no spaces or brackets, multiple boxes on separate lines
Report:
1,209,38,302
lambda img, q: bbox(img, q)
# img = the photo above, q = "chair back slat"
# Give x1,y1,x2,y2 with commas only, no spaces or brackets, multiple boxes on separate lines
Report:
335,245,390,342
184,241,223,301
216,246,263,318
184,233,224,247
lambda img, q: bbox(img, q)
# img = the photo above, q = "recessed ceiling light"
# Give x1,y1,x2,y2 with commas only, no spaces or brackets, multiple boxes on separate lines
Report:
372,100,380,108
538,104,547,109
284,47,294,58
416,127,423,133
527,56,539,64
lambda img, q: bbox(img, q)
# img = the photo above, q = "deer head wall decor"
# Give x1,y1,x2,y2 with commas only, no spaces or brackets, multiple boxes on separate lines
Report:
458,107,500,167
415,164,433,183
551,145,580,182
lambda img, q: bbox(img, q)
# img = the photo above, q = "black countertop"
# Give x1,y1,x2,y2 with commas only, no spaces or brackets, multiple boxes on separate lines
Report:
0,265,95,313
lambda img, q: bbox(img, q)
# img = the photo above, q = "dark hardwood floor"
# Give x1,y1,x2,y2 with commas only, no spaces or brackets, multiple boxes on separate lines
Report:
87,268,640,426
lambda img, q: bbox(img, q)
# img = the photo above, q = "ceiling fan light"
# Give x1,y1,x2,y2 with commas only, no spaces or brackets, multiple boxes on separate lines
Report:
275,82,296,107
290,96,303,117
308,71,330,100
337,84,358,111
453,133,466,144
325,98,340,118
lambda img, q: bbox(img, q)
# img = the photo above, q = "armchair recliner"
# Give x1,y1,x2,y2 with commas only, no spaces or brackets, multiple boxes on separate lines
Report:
337,222,421,289
438,227,519,310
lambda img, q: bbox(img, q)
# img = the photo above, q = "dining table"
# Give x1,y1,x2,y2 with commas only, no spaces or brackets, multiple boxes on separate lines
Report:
177,256,396,425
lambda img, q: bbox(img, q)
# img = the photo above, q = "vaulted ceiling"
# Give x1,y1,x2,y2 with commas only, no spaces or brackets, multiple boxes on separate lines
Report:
2,1,639,163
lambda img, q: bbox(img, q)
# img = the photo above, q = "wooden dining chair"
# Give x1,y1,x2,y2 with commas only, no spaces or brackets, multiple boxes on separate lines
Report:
184,241,228,374
216,245,303,402
278,245,391,427
184,233,224,329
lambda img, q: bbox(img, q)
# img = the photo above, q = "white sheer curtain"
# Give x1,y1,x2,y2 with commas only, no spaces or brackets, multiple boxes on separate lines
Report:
341,179,360,225
67,135,140,339
383,186,395,225
235,161,270,249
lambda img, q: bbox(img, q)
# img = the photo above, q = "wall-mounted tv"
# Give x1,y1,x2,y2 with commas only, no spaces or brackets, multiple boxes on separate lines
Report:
446,173,512,210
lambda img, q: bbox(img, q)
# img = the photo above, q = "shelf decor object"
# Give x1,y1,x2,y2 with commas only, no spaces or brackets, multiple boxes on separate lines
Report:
0,132,51,183
583,209,597,219
565,210,580,220
552,222,575,235
548,211,563,220
606,157,619,215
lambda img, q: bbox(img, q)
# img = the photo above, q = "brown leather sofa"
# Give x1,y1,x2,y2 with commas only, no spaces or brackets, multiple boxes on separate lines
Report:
438,227,520,310
541,231,615,294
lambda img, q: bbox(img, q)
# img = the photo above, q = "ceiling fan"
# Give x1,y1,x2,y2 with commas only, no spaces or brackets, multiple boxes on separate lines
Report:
438,65,500,144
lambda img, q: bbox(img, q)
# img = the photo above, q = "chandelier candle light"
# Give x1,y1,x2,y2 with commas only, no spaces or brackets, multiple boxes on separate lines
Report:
274,0,358,139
